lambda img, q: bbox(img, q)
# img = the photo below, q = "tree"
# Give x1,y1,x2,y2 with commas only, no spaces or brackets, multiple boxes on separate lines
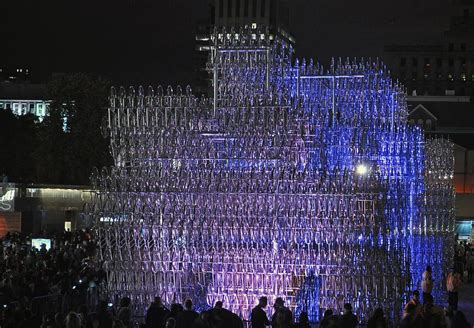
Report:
35,73,112,185
0,109,18,181
0,109,38,182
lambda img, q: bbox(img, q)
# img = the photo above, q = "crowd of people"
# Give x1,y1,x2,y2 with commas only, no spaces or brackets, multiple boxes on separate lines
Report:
0,230,106,328
0,231,473,328
454,241,474,283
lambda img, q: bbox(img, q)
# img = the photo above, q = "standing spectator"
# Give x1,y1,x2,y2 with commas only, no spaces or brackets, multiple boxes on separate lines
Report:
117,297,132,327
176,299,198,328
295,311,310,328
251,297,270,328
112,319,126,328
319,309,334,328
455,243,465,274
421,266,434,304
451,311,470,328
41,314,55,328
271,297,293,328
466,250,474,283
400,303,420,328
92,301,113,328
210,300,243,328
193,311,212,328
444,306,454,327
421,294,447,328
65,312,82,328
404,290,422,318
53,312,65,328
76,304,89,328
146,297,169,328
367,308,387,328
164,303,183,324
339,303,357,328
446,268,462,310
165,317,176,328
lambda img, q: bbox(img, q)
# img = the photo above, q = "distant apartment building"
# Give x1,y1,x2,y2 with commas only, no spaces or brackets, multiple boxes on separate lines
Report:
384,1,474,97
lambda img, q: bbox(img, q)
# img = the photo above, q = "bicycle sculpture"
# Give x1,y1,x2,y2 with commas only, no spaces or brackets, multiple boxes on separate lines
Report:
86,27,455,322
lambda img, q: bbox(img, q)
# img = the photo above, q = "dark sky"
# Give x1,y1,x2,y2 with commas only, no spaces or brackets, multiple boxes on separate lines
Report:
2,0,451,86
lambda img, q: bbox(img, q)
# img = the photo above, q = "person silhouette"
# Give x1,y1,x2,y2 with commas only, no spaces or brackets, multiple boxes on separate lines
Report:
251,297,270,328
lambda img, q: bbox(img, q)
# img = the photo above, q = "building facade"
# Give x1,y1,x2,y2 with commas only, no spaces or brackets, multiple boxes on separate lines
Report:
384,1,474,96
0,82,49,121
0,183,92,237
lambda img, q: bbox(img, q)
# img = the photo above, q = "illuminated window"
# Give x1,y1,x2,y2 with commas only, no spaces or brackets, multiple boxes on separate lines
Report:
251,22,257,29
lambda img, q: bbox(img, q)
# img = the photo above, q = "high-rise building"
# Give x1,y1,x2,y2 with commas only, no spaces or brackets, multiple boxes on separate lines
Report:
384,0,474,97
194,0,295,95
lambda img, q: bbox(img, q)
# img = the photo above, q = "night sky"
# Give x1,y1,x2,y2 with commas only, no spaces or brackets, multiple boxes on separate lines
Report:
3,0,450,86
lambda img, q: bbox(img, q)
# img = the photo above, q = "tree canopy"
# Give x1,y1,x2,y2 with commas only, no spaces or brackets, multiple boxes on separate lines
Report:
1,73,112,185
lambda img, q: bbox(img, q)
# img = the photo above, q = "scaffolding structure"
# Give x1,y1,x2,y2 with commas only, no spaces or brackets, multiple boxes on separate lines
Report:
87,27,455,323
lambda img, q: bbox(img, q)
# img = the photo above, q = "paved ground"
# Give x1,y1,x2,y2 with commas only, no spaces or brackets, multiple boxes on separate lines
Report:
458,281,474,323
